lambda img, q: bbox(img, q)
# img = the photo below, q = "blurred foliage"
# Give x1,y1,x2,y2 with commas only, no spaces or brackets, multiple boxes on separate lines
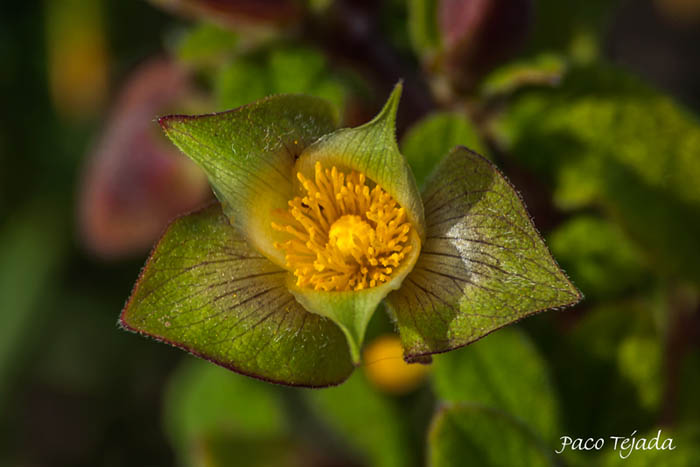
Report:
527,0,620,61
215,45,347,112
598,427,700,466
172,23,369,121
548,216,649,300
306,372,414,467
0,207,65,400
497,65,700,283
149,0,303,30
541,299,667,443
427,404,552,467
164,360,295,467
45,0,108,119
2,0,700,465
677,349,700,428
432,329,560,445
175,23,240,66
407,0,440,59
479,52,566,97
400,111,486,188
164,360,287,454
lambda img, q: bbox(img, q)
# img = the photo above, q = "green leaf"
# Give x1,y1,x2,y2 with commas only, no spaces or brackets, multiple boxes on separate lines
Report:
544,299,661,438
296,83,425,239
268,47,346,111
159,93,338,267
268,47,325,94
497,65,700,282
214,59,270,109
215,46,347,113
428,404,553,467
0,208,65,401
407,0,440,59
386,147,581,359
175,23,239,66
617,335,662,410
306,372,413,467
480,53,567,97
548,216,648,300
164,359,287,464
121,204,354,387
401,112,487,188
432,328,561,444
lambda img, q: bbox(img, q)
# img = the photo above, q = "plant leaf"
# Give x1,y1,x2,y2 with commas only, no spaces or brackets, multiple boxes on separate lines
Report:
385,147,581,359
287,229,422,364
548,216,648,300
164,359,287,464
428,404,552,467
479,53,567,97
175,22,239,66
549,300,661,437
215,45,347,113
306,372,413,467
120,204,354,387
401,112,487,189
407,0,441,59
432,328,560,444
295,82,426,240
0,208,65,401
495,65,700,282
159,94,338,267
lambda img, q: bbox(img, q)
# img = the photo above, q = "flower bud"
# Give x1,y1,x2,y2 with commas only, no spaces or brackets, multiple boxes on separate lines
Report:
430,0,533,92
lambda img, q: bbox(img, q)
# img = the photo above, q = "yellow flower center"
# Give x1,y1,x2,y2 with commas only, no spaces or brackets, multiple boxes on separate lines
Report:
272,162,413,292
328,215,373,257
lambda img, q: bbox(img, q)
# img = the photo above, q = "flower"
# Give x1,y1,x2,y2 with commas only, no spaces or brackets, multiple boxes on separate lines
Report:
120,84,581,387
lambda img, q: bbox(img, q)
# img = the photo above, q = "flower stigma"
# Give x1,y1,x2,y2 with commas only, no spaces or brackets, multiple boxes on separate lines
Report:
272,162,413,292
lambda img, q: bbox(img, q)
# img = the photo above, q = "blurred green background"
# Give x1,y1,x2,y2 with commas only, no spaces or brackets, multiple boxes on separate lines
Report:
1,0,700,466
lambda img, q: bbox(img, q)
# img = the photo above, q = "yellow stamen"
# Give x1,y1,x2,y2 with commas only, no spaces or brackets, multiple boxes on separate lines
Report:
272,162,413,292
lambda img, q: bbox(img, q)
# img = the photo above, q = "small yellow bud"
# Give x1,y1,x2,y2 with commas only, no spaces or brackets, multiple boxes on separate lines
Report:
363,335,430,394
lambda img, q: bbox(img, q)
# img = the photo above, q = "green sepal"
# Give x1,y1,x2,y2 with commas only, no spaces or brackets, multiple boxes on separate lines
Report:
288,228,422,364
386,147,581,360
159,94,338,267
294,83,426,240
120,203,354,387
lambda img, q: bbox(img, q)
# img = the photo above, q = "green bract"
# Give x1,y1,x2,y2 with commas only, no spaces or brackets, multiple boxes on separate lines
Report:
120,84,581,387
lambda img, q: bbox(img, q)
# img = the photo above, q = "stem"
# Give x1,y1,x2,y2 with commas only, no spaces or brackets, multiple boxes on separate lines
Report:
659,285,700,426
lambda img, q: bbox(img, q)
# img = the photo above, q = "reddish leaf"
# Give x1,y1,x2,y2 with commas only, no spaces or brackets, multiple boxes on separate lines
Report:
79,59,210,259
